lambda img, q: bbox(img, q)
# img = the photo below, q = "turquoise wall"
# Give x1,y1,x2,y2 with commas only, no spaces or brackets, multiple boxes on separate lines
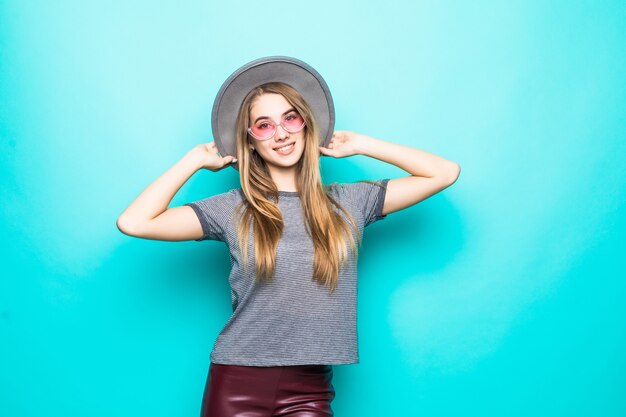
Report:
1,1,624,416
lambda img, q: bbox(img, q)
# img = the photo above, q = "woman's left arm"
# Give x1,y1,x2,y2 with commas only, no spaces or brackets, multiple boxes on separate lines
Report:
320,131,460,215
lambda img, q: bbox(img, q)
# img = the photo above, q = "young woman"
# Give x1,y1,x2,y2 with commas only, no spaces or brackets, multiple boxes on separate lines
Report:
117,58,460,417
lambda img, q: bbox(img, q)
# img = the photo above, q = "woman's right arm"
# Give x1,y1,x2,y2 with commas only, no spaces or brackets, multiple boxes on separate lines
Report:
115,142,236,241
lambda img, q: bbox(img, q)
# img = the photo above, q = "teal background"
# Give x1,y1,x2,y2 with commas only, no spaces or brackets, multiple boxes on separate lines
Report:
1,0,625,416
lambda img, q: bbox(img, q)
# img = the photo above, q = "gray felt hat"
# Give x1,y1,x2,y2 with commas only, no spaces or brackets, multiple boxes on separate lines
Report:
211,56,335,169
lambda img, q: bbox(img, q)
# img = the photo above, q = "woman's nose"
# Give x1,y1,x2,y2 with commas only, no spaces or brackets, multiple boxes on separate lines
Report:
274,124,289,140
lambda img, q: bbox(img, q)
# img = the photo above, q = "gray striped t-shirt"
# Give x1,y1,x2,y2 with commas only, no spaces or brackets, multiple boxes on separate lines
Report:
184,179,389,366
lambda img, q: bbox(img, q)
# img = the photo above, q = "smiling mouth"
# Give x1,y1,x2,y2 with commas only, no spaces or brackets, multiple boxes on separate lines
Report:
274,143,295,152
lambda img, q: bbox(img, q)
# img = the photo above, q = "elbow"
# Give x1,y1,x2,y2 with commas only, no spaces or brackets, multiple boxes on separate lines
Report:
444,162,461,186
116,216,130,236
116,215,139,237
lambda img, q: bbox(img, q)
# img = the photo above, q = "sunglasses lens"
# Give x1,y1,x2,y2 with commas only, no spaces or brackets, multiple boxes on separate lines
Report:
283,112,305,132
250,121,275,140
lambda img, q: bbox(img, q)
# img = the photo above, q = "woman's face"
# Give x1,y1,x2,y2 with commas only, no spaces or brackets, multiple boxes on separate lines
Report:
248,93,306,171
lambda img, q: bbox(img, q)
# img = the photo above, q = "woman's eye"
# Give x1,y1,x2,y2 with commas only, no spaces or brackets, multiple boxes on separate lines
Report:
258,122,271,130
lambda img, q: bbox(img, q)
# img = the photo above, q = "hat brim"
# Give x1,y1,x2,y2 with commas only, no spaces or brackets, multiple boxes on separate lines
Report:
211,56,335,171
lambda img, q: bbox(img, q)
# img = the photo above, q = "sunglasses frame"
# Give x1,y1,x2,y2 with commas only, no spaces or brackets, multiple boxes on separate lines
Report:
247,112,306,141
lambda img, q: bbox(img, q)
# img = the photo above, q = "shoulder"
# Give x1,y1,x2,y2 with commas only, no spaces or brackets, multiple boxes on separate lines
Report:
185,187,245,212
183,188,244,241
325,179,390,201
324,179,390,226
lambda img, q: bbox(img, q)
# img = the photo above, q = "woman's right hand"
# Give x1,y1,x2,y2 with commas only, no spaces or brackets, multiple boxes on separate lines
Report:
189,142,237,172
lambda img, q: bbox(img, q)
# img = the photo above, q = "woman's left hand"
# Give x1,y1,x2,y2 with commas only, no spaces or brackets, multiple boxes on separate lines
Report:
319,130,364,158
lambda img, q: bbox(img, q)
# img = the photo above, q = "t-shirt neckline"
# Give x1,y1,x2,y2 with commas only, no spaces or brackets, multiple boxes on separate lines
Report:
277,191,299,197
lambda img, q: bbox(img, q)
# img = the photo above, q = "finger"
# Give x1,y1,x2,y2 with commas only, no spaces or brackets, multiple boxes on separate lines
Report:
319,146,336,157
218,154,235,165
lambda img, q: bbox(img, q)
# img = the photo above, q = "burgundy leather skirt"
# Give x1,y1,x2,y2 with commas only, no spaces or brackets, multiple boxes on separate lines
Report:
201,362,336,417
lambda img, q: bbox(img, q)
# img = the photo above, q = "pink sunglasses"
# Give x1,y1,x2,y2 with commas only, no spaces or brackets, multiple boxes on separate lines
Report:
247,111,306,141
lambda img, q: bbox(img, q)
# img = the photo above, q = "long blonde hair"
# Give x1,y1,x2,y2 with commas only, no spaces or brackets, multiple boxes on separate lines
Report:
234,82,359,294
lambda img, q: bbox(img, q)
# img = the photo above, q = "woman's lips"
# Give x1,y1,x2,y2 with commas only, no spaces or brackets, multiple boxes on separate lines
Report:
274,142,295,155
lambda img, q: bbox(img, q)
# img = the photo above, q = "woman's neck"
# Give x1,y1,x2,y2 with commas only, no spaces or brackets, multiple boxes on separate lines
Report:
268,165,298,192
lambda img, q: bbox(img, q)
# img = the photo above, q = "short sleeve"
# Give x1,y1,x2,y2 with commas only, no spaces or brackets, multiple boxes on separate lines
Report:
331,179,390,227
184,189,241,242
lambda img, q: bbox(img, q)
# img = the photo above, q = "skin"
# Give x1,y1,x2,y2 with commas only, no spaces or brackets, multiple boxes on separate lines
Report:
116,93,461,241
247,93,306,192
